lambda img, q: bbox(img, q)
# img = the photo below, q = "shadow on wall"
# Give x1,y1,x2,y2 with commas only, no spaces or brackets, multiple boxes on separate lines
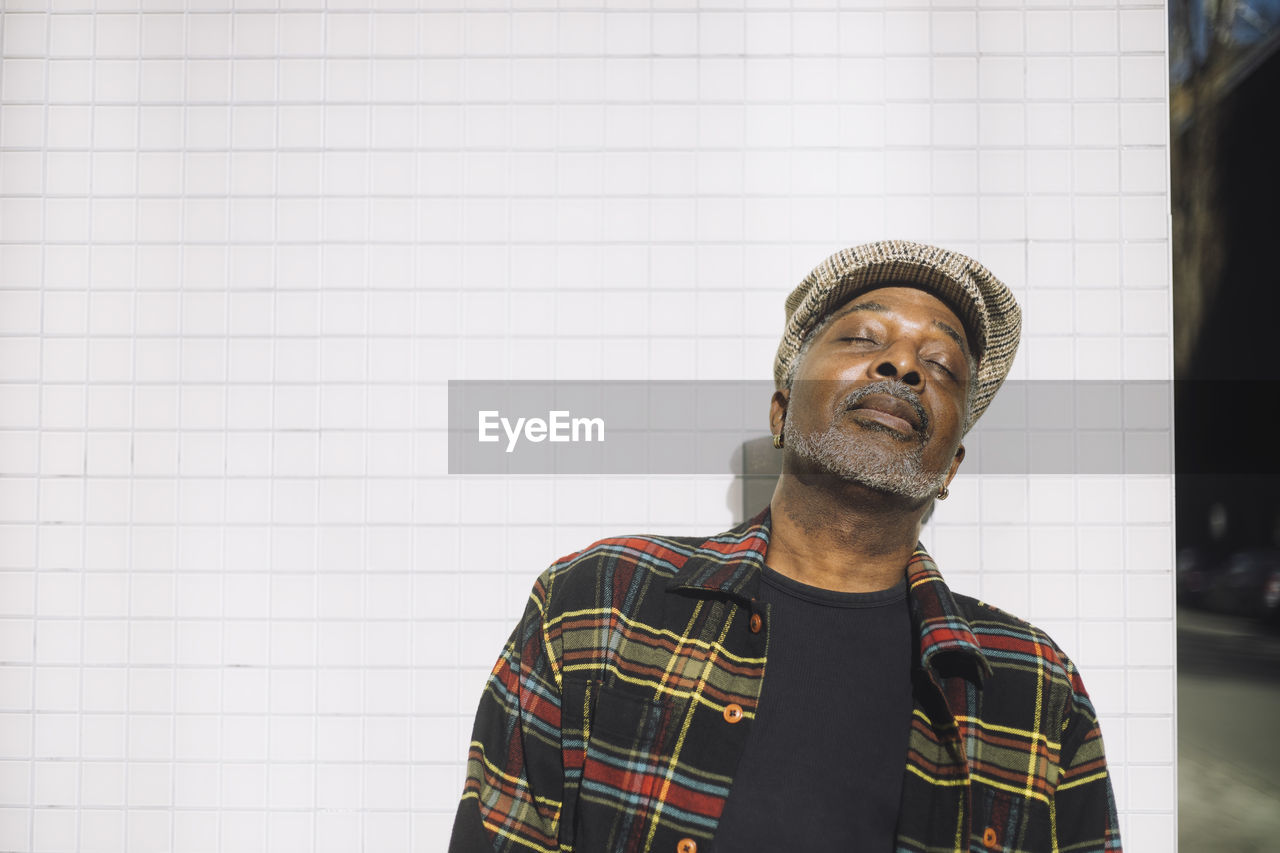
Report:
734,435,782,522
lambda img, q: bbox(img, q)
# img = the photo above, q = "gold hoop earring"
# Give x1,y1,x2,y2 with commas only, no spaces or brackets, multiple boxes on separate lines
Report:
937,485,949,500
772,433,784,450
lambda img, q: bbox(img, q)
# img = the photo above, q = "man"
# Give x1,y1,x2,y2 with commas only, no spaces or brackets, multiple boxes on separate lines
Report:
450,240,1122,853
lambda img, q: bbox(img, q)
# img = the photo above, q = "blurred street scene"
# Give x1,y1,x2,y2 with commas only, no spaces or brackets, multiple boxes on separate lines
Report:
1169,0,1280,848
1177,605,1280,852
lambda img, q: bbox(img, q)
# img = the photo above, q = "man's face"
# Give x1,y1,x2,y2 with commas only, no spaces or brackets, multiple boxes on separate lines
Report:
775,286,973,501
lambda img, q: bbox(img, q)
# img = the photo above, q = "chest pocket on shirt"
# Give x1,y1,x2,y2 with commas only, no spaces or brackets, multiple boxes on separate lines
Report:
971,785,1029,852
575,680,682,853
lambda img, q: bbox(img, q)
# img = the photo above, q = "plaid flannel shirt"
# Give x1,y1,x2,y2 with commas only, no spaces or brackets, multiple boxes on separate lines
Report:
450,508,1122,853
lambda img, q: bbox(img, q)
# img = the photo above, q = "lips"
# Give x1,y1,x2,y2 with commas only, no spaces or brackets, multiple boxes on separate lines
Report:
846,391,924,434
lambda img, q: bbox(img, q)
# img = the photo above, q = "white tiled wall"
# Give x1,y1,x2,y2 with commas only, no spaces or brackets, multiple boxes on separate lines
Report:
0,2,1173,851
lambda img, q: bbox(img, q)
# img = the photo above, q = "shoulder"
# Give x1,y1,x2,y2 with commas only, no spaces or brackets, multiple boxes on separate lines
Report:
551,531,708,575
951,590,1060,648
950,591,1085,690
533,530,706,607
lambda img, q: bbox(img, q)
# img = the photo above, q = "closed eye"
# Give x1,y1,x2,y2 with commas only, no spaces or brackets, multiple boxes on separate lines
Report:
926,359,957,378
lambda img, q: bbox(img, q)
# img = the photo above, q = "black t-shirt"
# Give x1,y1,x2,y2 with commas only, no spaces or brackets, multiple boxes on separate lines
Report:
712,565,913,852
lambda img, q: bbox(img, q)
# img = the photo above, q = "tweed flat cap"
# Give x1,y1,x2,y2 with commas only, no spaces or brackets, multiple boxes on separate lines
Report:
773,239,1021,428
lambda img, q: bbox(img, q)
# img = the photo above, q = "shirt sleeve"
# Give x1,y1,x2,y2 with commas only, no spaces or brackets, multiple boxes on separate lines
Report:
449,572,565,853
1052,659,1123,853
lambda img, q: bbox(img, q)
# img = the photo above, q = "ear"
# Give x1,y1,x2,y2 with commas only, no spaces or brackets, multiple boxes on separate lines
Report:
944,443,966,487
769,389,789,438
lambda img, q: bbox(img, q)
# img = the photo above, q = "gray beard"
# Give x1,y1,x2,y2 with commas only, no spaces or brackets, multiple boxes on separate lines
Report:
782,381,949,502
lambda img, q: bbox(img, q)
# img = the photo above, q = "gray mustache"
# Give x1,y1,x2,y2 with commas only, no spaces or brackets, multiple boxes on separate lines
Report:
841,380,929,433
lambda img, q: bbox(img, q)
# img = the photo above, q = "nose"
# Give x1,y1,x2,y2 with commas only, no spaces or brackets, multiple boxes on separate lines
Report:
871,342,923,388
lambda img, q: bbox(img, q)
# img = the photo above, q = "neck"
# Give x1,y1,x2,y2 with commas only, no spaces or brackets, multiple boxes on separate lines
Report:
765,472,929,593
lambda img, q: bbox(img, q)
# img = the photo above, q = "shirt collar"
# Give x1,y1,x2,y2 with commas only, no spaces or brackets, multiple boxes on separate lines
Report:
905,547,993,681
666,507,771,604
668,506,991,681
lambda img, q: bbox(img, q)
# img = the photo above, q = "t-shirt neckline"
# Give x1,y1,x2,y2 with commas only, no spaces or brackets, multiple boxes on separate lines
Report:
760,563,908,608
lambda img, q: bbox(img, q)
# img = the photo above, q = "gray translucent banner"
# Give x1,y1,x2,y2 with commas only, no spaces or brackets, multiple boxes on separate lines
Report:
447,380,1173,476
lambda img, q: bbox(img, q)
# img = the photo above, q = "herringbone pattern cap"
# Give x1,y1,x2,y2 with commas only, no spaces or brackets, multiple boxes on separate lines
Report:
774,240,1022,429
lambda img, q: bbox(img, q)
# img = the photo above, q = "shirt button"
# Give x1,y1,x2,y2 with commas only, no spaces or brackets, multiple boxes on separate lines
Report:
723,703,743,724
677,839,697,853
983,827,999,848
749,613,763,633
